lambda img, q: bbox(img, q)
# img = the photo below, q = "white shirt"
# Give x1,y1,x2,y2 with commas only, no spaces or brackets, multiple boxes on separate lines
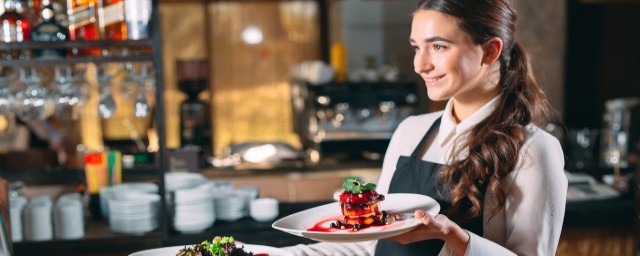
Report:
284,96,568,256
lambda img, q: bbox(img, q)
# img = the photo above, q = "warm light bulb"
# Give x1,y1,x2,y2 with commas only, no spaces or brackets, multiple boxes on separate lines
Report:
241,26,263,45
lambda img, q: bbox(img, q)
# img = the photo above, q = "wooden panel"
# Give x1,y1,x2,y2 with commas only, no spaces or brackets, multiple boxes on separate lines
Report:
557,227,634,256
208,1,321,155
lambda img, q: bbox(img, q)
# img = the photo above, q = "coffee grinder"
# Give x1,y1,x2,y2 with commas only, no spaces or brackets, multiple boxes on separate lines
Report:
176,59,211,165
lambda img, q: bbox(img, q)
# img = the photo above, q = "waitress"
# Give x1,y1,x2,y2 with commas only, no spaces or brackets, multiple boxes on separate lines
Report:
284,0,567,255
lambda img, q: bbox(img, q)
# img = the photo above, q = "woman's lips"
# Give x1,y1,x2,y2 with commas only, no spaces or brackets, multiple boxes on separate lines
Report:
425,75,445,86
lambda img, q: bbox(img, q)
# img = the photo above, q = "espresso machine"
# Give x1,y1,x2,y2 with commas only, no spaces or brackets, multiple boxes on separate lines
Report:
599,98,640,169
291,79,420,161
176,59,212,165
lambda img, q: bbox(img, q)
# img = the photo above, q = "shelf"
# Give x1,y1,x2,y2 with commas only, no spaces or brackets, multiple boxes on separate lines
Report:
0,166,159,185
14,220,162,256
0,55,154,66
0,40,154,50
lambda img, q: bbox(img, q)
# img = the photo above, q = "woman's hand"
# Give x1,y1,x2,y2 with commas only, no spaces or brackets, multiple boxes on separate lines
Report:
385,210,470,255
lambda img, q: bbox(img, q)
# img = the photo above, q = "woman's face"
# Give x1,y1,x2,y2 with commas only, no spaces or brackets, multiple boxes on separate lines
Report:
410,10,488,102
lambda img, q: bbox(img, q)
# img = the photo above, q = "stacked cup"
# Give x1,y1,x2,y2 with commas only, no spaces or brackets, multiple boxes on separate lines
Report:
249,198,279,222
54,193,85,239
23,195,54,241
9,196,27,242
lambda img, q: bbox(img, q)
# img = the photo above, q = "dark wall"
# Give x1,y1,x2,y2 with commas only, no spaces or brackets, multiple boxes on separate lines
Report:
565,1,640,128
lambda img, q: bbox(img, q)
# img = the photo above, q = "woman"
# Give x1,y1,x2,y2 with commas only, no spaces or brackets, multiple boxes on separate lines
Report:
284,0,567,255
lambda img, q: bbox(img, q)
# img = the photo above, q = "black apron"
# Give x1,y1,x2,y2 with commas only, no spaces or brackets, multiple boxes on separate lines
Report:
375,116,484,256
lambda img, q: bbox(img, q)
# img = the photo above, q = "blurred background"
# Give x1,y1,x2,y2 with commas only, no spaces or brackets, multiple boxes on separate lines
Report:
0,0,637,255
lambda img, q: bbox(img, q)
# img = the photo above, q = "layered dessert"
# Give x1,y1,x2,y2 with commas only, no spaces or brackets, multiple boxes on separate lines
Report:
177,236,266,256
332,177,387,231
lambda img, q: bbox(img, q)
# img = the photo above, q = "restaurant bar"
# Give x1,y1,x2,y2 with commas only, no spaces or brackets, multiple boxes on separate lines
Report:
0,0,637,255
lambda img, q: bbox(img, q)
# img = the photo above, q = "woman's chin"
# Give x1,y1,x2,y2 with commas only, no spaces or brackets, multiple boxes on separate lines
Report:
426,91,449,102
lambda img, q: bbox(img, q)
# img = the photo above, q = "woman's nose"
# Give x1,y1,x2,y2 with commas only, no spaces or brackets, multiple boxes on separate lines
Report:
414,51,433,74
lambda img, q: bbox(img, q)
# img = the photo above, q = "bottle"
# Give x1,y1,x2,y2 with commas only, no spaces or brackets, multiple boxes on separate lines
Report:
0,0,31,59
123,0,151,40
330,42,347,82
97,0,125,40
66,0,99,55
31,1,70,59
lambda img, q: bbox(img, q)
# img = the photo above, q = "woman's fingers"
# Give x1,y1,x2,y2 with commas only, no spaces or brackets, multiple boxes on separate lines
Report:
414,210,449,236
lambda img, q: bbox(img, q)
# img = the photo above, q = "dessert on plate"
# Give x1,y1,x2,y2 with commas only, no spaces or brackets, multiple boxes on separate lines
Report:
177,236,267,256
332,177,388,231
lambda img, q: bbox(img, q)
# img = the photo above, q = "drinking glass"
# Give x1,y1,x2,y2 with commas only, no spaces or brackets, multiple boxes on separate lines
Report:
13,67,49,120
121,62,152,118
51,66,88,120
0,74,13,116
96,66,116,119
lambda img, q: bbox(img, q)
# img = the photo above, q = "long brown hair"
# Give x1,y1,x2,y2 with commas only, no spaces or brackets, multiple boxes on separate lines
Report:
415,0,558,222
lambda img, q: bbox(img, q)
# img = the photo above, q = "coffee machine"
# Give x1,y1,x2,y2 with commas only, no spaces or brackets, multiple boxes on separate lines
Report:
599,98,640,169
176,59,212,161
291,79,420,161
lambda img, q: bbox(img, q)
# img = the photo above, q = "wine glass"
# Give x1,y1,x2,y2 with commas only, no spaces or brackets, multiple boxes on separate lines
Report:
51,66,88,120
13,67,49,120
0,73,13,116
133,63,151,118
96,65,117,119
121,62,152,118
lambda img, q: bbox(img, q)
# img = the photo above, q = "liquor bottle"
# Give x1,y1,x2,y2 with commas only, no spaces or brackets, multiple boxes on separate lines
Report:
97,0,125,40
66,0,98,55
0,0,31,59
31,2,69,58
123,0,151,40
66,0,98,41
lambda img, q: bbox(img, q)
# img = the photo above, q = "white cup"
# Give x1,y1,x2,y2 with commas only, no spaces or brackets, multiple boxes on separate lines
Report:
249,198,279,222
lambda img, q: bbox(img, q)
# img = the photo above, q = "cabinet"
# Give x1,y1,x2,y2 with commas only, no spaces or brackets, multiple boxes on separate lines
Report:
0,0,168,255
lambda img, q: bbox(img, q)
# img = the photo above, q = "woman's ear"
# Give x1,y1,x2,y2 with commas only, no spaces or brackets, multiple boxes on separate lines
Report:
482,37,504,66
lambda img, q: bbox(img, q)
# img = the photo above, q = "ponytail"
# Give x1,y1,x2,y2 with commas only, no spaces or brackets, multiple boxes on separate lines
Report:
440,42,558,223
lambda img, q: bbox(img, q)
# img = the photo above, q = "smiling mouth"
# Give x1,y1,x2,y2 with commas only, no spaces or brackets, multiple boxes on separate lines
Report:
425,75,445,85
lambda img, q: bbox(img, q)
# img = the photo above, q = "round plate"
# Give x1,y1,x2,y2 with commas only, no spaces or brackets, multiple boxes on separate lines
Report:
272,193,440,243
129,243,293,256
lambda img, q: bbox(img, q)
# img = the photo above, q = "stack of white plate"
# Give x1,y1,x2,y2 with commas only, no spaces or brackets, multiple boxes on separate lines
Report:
170,183,215,233
53,193,84,239
9,196,27,242
213,192,246,221
100,182,159,219
164,172,207,192
108,193,160,234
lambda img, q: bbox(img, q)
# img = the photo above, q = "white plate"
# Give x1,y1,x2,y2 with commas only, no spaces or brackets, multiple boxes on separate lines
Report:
129,243,293,256
272,193,440,242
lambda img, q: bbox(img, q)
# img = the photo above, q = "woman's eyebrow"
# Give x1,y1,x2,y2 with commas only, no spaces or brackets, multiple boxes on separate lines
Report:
409,36,453,44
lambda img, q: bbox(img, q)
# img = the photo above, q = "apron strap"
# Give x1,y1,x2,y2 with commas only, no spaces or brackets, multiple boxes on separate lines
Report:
410,116,442,159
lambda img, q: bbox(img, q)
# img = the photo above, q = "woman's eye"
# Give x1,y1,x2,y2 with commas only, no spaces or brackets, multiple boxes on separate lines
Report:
411,45,419,51
433,44,447,51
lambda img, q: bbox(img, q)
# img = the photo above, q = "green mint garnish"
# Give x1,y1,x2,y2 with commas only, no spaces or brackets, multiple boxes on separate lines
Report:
342,176,376,193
